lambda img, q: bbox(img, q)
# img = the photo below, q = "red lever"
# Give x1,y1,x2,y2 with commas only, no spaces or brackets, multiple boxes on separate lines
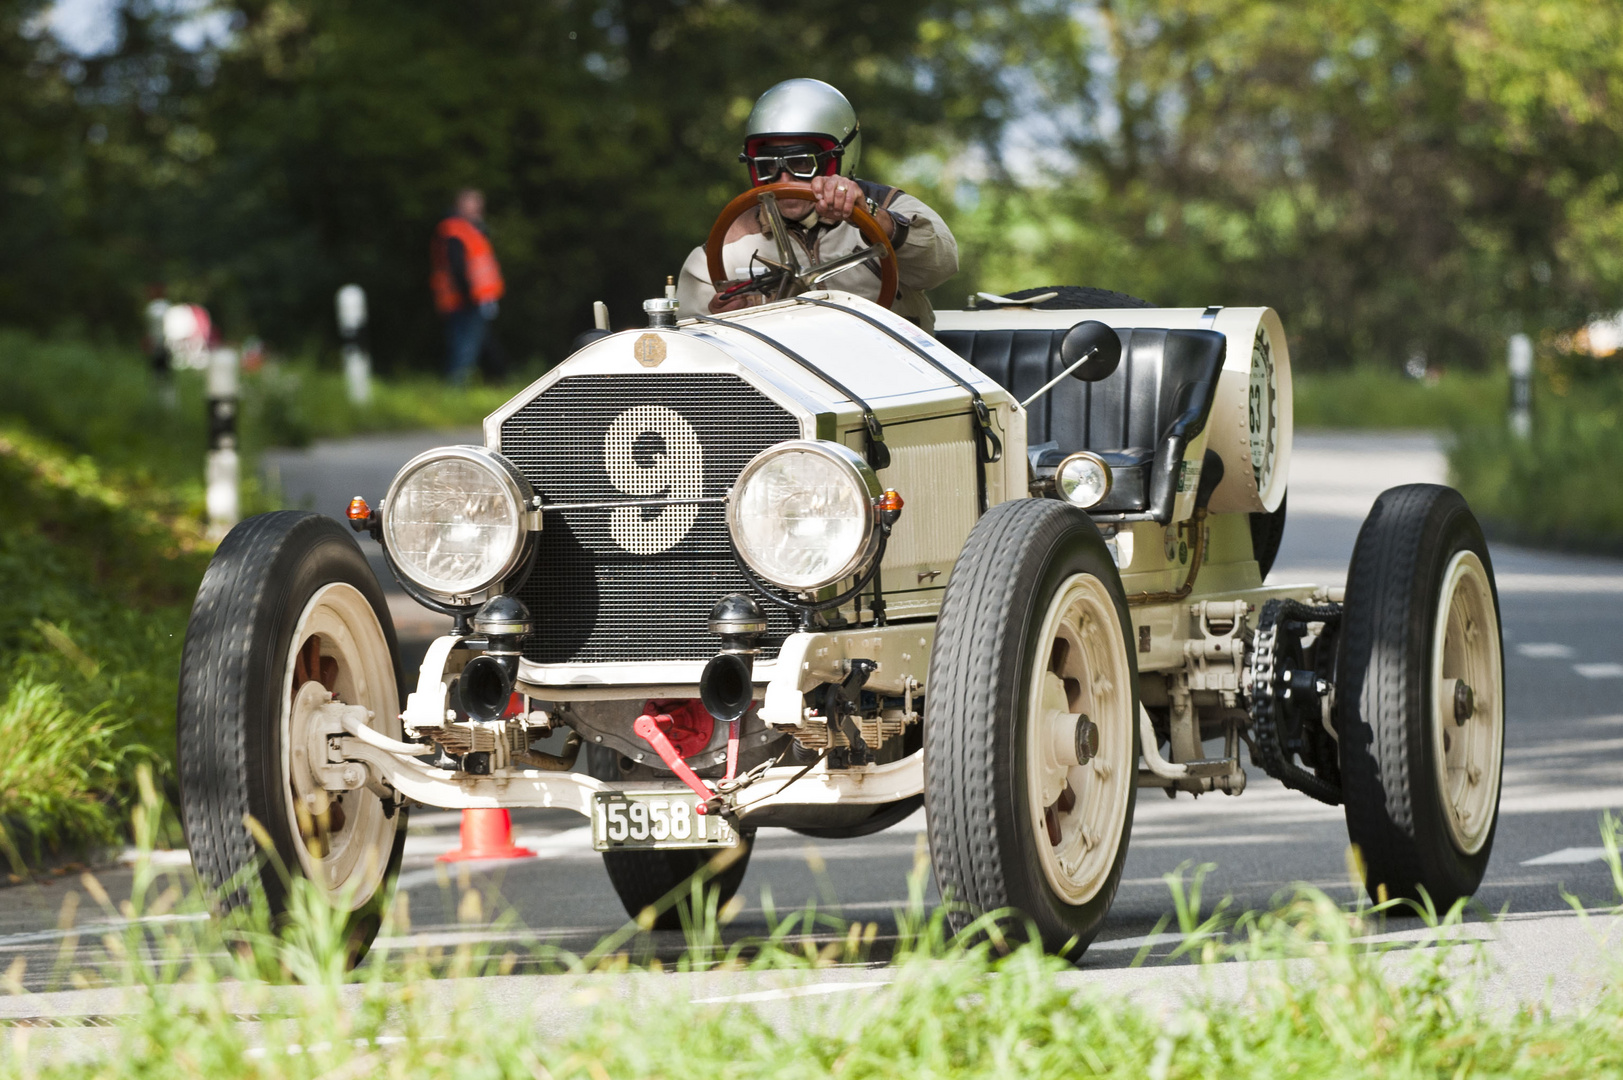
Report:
633,712,715,813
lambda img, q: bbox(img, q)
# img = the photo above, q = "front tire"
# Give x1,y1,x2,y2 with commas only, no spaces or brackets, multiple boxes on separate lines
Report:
178,512,407,958
926,499,1139,954
1338,485,1504,908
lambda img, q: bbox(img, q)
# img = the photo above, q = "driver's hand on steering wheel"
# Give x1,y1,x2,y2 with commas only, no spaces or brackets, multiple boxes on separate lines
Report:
809,175,862,225
810,175,895,239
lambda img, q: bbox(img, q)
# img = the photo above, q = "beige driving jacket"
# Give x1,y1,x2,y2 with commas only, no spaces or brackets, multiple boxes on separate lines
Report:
676,181,958,332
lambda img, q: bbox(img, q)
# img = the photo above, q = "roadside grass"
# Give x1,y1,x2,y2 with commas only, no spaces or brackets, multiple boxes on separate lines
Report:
1293,366,1505,431
5,794,1623,1078
0,426,206,871
0,680,136,874
0,332,518,487
0,331,523,872
1449,356,1623,552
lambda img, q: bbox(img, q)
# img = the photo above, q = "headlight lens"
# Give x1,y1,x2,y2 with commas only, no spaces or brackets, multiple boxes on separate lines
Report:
729,441,882,592
382,446,532,600
1056,452,1112,509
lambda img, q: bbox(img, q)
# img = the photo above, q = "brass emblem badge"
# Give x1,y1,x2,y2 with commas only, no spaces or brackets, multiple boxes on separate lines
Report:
633,333,667,367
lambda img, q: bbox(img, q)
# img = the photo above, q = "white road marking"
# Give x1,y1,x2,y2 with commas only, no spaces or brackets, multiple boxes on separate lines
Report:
1574,663,1623,679
1517,643,1576,659
1090,932,1186,953
0,913,209,950
116,848,192,867
1521,847,1613,867
691,980,890,1004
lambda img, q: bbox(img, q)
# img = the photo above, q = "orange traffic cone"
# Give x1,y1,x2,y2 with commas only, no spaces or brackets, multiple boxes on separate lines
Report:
437,808,537,862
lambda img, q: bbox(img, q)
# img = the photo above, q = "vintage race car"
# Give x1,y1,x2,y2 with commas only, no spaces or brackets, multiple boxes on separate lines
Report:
177,184,1505,956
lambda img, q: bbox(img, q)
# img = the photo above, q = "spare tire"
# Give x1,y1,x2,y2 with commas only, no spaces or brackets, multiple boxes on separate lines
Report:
975,286,1155,310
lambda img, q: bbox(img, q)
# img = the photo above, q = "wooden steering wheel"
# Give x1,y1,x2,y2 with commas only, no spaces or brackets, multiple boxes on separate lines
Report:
705,181,898,309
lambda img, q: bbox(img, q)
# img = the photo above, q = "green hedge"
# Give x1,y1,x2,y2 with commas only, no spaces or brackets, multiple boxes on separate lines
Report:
1449,357,1623,552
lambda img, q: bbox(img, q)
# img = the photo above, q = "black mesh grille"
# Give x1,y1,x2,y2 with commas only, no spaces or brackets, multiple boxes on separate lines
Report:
501,373,802,664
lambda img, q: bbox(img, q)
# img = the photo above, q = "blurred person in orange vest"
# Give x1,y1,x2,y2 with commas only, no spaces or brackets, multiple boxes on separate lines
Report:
430,188,505,384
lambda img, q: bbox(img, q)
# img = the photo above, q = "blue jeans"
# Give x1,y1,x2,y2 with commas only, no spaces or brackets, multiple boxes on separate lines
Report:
443,306,489,385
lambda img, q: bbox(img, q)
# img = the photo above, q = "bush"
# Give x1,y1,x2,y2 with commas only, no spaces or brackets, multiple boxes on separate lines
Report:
1449,356,1623,551
1293,366,1506,430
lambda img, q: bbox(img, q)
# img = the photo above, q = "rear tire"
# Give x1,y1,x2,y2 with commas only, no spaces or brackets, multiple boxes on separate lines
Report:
926,499,1139,955
586,746,754,929
1338,485,1504,908
1250,491,1288,580
177,512,407,961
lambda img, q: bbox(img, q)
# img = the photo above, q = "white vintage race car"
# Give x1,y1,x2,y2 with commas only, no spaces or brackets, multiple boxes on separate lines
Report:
177,185,1505,956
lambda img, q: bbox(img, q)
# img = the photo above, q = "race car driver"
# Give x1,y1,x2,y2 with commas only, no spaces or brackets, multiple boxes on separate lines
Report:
675,78,959,332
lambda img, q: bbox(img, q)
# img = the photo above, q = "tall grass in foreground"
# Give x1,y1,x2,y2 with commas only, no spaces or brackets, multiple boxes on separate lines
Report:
6,784,1623,1078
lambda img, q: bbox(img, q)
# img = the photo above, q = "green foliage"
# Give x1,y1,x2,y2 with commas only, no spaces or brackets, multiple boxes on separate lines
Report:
9,1,1623,374
0,0,1071,367
0,331,511,867
1449,355,1623,550
1294,367,1506,430
0,678,138,872
0,423,200,866
945,0,1623,371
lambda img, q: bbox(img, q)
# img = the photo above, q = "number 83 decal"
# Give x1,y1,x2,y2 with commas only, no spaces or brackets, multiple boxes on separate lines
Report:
603,404,704,554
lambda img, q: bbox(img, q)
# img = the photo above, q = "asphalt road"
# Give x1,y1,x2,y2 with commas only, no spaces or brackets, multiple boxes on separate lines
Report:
4,429,1622,1013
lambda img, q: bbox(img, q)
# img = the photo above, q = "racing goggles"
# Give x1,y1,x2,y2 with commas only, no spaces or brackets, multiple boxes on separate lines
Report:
741,144,840,184
740,126,859,185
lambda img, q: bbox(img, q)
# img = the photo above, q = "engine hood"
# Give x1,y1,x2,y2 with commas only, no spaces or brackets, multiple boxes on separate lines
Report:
484,290,1014,444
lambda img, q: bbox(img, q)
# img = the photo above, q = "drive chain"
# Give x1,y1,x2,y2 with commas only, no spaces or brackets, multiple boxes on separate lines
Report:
1249,598,1344,806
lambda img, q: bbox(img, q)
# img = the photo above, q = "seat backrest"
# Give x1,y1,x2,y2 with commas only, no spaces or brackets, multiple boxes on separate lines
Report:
936,326,1226,454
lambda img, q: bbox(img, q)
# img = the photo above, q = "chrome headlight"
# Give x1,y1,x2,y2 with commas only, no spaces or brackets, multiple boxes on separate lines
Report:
382,445,535,603
1055,452,1112,509
728,440,883,592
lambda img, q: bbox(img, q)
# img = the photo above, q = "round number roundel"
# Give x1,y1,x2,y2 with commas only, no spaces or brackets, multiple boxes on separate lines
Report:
603,404,704,554
1247,328,1278,494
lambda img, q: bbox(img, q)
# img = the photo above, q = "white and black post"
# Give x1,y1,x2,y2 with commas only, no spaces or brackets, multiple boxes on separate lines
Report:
337,283,372,406
205,346,240,540
1508,332,1532,439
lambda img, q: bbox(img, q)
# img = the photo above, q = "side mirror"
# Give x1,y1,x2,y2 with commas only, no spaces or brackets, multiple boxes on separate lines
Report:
1060,320,1122,382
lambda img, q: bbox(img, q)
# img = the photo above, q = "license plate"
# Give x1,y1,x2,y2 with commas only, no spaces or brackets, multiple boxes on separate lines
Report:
592,790,738,851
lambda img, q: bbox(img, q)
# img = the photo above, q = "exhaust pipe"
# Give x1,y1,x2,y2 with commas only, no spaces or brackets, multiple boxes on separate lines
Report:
458,595,533,723
699,594,767,724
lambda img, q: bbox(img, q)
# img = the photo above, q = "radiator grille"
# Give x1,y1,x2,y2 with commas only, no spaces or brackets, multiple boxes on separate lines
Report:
500,373,802,664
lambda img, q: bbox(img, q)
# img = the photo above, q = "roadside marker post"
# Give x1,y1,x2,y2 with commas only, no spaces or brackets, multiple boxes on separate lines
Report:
336,284,372,406
205,346,240,541
1508,332,1532,439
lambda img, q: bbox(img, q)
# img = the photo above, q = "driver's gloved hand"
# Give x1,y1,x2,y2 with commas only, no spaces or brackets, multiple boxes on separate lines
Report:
479,301,499,320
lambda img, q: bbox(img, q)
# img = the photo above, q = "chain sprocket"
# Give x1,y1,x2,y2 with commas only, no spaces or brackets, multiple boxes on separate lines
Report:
1249,599,1343,805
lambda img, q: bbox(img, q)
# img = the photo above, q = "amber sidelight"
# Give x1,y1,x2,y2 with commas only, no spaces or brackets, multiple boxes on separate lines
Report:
346,495,371,521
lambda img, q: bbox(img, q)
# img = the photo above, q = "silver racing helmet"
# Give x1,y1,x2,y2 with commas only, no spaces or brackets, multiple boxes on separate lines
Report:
741,78,861,183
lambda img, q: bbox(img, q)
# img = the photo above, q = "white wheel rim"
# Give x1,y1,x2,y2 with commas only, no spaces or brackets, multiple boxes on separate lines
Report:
1430,550,1502,855
1024,573,1134,905
280,582,401,909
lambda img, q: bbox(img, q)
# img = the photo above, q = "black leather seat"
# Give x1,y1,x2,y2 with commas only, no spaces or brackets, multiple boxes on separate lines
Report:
936,325,1227,522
